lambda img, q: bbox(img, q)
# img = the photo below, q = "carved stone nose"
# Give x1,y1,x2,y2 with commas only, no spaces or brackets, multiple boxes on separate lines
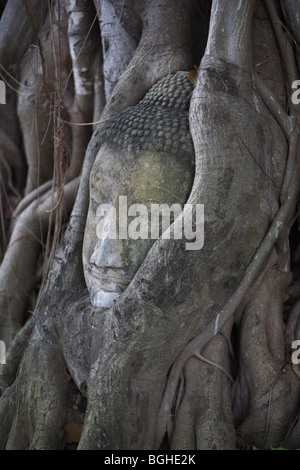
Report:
90,238,125,269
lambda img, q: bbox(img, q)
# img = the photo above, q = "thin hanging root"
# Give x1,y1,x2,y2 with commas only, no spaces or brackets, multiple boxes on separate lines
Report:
265,0,298,90
253,74,292,139
193,352,234,383
155,67,300,446
170,372,185,438
260,365,290,449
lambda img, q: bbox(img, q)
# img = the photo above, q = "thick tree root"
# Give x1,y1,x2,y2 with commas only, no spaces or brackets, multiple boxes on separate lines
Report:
0,178,79,345
0,383,17,449
3,330,66,450
233,251,300,448
0,315,35,392
171,322,236,450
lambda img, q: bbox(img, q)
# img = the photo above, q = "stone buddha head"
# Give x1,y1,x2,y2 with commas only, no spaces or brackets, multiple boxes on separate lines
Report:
83,72,195,308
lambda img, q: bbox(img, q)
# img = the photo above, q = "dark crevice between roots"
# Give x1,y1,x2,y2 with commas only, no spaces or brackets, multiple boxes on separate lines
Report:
62,368,87,450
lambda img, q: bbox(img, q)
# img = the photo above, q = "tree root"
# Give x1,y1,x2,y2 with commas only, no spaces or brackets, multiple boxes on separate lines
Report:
1,324,66,450
0,383,17,449
0,315,35,393
0,177,79,345
10,180,53,227
155,14,300,441
170,321,236,450
193,352,234,384
64,0,101,180
231,247,300,448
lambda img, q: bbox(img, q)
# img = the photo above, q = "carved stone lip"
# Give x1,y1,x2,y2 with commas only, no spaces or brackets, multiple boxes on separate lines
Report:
86,265,129,293
89,264,126,279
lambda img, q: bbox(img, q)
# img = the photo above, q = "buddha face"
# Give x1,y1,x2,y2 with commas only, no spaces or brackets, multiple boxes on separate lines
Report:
83,141,193,308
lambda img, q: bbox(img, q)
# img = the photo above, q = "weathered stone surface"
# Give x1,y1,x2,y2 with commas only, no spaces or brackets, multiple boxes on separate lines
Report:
83,72,195,308
101,72,194,154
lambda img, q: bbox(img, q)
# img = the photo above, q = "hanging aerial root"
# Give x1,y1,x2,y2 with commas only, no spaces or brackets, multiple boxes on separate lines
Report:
193,352,234,384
